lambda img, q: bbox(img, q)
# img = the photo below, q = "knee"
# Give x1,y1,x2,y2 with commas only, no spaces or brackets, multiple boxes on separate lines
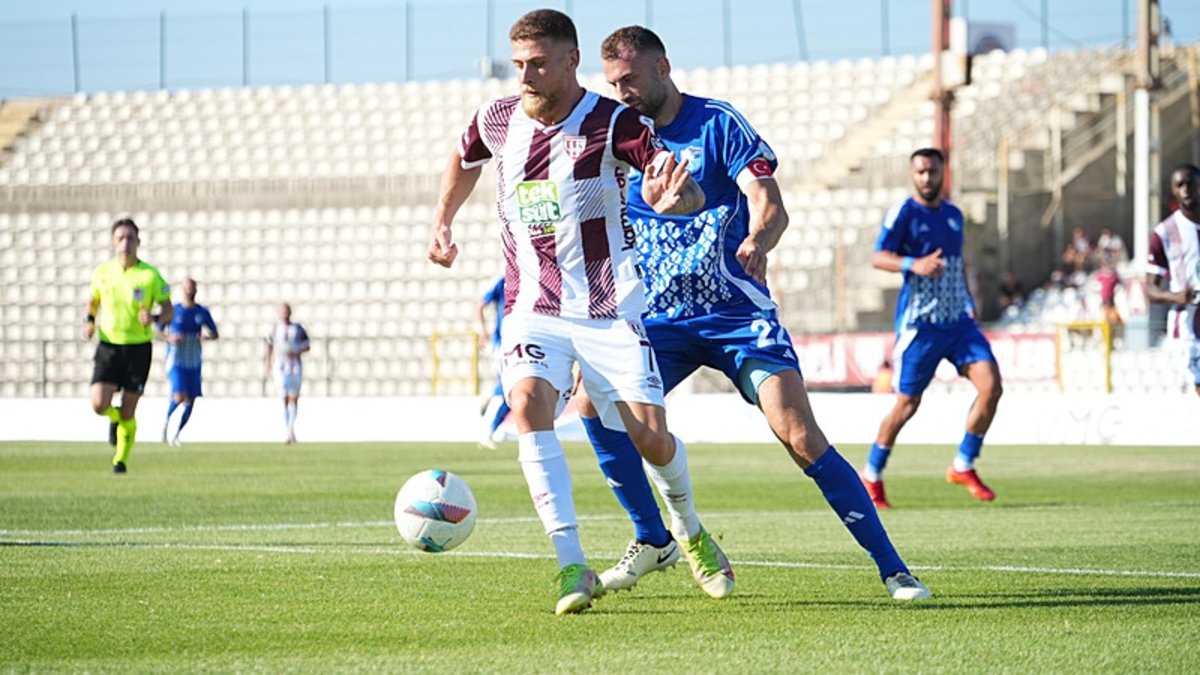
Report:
91,402,108,415
626,427,673,464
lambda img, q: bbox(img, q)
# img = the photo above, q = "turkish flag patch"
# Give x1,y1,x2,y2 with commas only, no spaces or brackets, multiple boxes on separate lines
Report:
746,157,774,178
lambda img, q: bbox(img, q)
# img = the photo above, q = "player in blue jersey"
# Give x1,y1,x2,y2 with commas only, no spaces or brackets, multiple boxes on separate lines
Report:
859,148,1002,509
475,275,510,450
159,278,219,446
573,26,929,601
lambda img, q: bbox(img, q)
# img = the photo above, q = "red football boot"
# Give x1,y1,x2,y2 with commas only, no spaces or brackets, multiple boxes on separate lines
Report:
946,466,996,501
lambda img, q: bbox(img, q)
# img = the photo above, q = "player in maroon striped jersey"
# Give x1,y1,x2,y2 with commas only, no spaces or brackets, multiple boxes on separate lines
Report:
427,9,731,615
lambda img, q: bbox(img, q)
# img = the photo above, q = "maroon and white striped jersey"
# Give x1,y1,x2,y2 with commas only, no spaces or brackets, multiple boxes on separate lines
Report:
458,89,668,320
1148,210,1200,340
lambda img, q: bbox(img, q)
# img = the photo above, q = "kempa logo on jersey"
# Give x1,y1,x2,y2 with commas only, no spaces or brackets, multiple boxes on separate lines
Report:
516,180,562,226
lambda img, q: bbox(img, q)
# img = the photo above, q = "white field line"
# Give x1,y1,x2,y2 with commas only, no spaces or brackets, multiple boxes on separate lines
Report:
2,511,1199,579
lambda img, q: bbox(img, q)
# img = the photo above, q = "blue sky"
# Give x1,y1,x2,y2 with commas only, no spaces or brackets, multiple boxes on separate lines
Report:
1,0,1197,97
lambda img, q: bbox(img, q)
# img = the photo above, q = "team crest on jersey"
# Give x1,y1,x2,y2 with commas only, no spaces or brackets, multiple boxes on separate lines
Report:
563,135,586,159
132,288,145,302
681,146,703,174
516,180,563,224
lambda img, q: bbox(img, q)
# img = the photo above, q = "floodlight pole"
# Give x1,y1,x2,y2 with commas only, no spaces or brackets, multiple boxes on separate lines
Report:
932,0,954,195
1130,0,1161,349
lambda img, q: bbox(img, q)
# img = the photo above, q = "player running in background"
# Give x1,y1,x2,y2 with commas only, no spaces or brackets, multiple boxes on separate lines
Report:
861,148,1003,507
265,302,310,444
159,278,219,446
571,26,928,601
1147,163,1200,397
475,275,510,450
427,9,727,615
84,217,173,473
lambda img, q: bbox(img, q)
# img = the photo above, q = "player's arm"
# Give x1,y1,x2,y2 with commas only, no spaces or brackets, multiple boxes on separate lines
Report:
264,336,274,373
202,310,219,340
296,326,311,355
1145,233,1193,305
736,174,787,284
873,248,945,276
83,291,100,340
429,150,482,268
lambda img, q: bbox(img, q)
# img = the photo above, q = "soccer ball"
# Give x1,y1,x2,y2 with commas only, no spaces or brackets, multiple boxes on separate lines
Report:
393,469,477,552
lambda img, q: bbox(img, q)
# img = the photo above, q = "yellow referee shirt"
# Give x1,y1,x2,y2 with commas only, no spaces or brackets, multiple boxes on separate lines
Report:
89,259,171,345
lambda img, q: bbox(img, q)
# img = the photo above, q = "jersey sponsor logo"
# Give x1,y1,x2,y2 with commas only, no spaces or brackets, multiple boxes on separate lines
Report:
516,180,563,225
746,157,774,178
563,135,586,159
503,342,548,371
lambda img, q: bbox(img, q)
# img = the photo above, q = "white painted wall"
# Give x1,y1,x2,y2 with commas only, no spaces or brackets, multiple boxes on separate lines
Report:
1,392,1195,446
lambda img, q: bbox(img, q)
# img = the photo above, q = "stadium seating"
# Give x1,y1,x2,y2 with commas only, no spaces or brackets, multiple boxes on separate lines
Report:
0,46,1186,397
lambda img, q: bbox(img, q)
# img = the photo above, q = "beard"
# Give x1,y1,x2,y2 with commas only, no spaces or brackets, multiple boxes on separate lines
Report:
521,88,560,120
628,84,667,119
916,182,943,201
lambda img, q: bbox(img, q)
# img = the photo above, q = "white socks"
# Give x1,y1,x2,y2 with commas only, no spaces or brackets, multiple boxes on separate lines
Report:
643,436,702,540
518,431,585,567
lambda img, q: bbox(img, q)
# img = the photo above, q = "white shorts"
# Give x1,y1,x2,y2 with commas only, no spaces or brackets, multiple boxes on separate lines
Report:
499,312,665,429
275,372,303,397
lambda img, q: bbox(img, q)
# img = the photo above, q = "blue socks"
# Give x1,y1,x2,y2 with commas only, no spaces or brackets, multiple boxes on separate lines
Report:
954,432,984,471
165,399,180,428
864,442,891,481
582,416,672,547
489,398,510,435
177,403,194,433
805,446,908,580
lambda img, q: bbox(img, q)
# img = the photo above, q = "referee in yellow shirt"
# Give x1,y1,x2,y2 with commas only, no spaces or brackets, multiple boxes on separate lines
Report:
83,218,174,473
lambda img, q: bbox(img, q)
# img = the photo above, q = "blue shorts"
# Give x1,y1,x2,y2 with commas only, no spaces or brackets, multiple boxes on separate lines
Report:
168,366,204,398
892,320,996,396
645,310,801,405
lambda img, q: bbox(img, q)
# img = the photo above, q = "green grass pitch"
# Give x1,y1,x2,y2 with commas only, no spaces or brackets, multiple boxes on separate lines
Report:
2,439,1197,672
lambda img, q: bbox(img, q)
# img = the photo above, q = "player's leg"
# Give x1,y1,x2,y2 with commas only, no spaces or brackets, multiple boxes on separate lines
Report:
504,314,600,614
753,368,926,598
164,366,184,442
573,379,678,592
863,328,940,507
946,328,1002,501
577,319,732,599
173,369,202,445
1188,343,1200,397
91,343,124,447
112,343,152,472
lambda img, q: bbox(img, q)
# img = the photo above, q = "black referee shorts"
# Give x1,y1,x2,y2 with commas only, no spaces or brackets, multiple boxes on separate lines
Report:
91,341,153,394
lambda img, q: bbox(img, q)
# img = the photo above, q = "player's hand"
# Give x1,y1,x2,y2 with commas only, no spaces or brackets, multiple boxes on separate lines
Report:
736,238,768,284
82,322,95,340
911,248,945,277
168,334,183,345
643,152,693,213
428,224,458,268
138,308,152,325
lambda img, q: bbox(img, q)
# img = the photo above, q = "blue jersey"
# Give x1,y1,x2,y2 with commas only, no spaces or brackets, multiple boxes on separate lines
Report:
481,277,505,348
875,198,974,332
628,94,778,320
165,303,217,370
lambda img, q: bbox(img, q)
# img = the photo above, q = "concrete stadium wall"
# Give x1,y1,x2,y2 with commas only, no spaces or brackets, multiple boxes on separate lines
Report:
0,392,1193,446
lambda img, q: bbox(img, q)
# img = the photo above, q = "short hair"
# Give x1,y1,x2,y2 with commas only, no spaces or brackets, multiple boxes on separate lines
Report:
601,25,666,61
111,217,138,236
509,9,577,48
911,147,945,164
1170,163,1200,181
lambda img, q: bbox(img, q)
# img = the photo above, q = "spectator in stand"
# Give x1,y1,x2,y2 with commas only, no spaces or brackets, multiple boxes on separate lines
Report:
1095,263,1122,327
997,272,1025,313
1061,226,1092,284
1095,227,1128,266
